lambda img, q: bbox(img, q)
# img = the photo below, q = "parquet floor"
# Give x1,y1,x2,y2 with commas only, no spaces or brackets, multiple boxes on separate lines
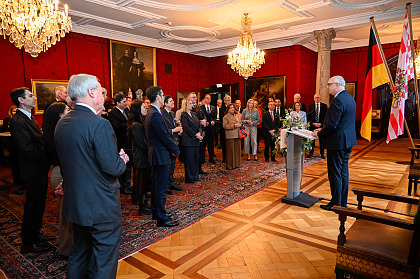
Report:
116,138,418,279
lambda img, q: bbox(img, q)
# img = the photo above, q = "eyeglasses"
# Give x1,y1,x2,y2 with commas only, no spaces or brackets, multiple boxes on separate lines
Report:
327,82,337,86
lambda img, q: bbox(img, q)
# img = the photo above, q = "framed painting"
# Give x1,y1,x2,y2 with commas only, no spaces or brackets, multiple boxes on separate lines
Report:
110,40,156,98
177,91,200,110
31,79,68,115
345,82,357,100
244,75,286,112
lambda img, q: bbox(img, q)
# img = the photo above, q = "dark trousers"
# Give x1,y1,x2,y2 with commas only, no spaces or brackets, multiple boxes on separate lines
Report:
118,166,132,191
199,128,215,164
151,164,170,222
221,129,226,161
21,174,48,245
326,147,352,207
214,121,221,145
168,155,176,188
310,135,325,155
184,145,199,182
264,134,276,160
68,220,121,279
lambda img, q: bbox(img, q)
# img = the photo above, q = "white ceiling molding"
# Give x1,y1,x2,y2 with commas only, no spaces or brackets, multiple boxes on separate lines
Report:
70,10,133,29
296,1,331,12
329,0,400,10
86,0,166,19
65,0,419,58
160,26,220,42
72,24,188,52
133,0,240,11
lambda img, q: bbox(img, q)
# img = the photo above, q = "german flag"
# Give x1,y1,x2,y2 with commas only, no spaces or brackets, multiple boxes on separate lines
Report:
360,26,389,141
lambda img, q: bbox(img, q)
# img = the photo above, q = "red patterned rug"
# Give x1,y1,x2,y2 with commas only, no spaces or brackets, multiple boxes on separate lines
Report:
0,150,322,278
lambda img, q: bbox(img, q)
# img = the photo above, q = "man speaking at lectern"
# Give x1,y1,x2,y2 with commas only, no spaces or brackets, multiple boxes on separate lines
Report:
312,76,356,211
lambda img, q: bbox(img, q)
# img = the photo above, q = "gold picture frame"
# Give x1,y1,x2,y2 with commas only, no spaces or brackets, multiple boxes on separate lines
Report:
31,79,69,115
110,40,156,98
176,91,200,110
345,82,357,100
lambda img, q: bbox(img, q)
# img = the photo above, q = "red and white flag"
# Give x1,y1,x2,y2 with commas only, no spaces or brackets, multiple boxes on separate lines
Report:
386,11,414,143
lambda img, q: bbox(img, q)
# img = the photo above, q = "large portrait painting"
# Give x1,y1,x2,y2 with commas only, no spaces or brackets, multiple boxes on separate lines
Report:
245,75,286,112
31,79,68,115
110,40,156,97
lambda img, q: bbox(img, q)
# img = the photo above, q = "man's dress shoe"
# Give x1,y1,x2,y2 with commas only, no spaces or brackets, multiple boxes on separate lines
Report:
167,189,174,195
170,185,183,191
20,243,52,254
320,204,333,211
36,233,55,243
209,159,216,164
194,178,201,181
157,220,179,227
152,212,173,220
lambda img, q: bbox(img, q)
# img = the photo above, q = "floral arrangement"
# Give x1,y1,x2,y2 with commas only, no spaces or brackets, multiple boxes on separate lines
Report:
272,109,313,157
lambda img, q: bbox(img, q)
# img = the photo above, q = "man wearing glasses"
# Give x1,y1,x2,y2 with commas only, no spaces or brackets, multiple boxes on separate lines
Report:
312,76,356,211
145,86,180,227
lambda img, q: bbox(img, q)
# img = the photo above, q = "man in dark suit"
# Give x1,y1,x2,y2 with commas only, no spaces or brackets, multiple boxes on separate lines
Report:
274,98,286,120
55,74,128,278
215,99,223,147
313,76,356,211
199,94,217,164
220,95,231,163
145,86,180,227
42,86,68,130
162,95,183,192
262,101,281,162
9,87,51,254
307,93,328,158
288,93,307,112
188,92,208,173
108,93,132,195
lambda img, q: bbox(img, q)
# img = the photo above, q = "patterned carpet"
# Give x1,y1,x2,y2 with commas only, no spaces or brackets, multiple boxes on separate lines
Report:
0,151,322,278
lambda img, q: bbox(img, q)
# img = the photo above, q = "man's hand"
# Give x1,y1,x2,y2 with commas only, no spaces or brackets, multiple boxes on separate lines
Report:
312,128,321,137
269,129,275,135
313,123,322,128
119,149,129,164
173,126,182,133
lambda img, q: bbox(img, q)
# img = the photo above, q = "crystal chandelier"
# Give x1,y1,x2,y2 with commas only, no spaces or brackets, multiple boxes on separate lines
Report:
227,13,265,79
0,0,72,58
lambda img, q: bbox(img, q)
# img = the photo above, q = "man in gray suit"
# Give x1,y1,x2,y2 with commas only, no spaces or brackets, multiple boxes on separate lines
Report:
55,74,128,278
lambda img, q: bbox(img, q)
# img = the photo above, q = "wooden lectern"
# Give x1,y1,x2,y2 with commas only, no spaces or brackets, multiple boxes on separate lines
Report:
281,129,320,208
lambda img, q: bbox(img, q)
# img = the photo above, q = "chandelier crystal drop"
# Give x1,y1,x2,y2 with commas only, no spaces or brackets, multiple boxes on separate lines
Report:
0,0,72,58
227,13,265,79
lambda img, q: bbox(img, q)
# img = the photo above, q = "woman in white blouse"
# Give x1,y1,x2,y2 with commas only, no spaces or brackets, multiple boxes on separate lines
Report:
241,99,260,161
291,102,307,128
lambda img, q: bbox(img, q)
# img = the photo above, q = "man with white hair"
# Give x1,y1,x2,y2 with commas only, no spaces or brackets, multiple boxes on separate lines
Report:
288,93,306,112
42,86,69,128
312,75,356,211
55,74,128,278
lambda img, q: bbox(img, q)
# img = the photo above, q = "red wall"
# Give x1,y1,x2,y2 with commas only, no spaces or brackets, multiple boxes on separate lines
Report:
209,45,318,107
0,33,210,125
0,30,400,124
331,43,400,120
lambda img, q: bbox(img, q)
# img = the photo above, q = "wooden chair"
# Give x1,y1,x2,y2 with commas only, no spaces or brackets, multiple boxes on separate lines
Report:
332,188,420,279
409,147,420,195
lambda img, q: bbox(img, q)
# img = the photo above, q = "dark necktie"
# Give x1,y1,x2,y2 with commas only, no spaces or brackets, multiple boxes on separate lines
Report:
207,106,210,114
315,104,319,122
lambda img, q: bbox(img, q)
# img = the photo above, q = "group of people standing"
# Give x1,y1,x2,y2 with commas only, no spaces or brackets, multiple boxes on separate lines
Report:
5,72,355,279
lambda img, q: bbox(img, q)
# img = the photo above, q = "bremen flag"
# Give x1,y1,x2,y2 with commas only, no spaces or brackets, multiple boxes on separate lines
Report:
360,26,388,141
387,11,414,143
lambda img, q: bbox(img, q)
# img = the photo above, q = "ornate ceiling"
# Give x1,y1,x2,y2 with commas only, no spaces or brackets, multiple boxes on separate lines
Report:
67,0,420,57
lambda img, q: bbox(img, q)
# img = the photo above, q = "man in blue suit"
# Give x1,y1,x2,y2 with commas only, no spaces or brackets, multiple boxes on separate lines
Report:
313,76,357,211
145,86,180,227
55,74,128,278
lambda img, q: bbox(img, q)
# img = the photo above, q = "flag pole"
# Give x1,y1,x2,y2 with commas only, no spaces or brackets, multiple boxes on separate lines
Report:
406,3,420,137
370,17,415,148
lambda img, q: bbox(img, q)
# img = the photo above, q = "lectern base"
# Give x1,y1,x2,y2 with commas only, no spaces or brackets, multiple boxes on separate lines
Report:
281,192,320,208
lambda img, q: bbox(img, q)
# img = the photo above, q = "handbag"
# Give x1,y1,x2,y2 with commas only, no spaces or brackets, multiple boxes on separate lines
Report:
238,125,249,138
